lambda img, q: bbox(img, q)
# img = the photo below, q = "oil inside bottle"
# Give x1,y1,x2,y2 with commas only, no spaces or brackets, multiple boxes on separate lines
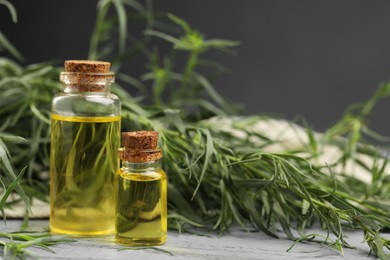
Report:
50,114,120,236
115,168,167,245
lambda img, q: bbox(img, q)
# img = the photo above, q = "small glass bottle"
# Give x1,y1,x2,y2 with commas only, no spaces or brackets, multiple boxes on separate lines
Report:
50,60,121,236
116,131,167,246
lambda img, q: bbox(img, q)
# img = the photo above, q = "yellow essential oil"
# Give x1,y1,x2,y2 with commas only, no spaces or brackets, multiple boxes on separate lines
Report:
50,114,120,236
115,131,167,246
116,168,167,245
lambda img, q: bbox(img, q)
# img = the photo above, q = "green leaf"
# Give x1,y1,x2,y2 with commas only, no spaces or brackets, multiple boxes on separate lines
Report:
167,13,191,34
0,139,31,215
191,129,216,199
0,166,27,218
203,39,240,51
112,0,127,54
0,134,27,144
144,30,181,45
0,0,17,23
30,103,50,124
0,31,24,62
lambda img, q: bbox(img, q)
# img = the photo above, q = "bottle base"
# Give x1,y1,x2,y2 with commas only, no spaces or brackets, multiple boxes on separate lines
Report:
115,235,167,246
50,225,114,237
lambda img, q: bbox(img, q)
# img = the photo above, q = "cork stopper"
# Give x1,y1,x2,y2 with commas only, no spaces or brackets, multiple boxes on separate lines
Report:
64,60,111,73
60,60,114,92
119,131,162,163
122,131,158,150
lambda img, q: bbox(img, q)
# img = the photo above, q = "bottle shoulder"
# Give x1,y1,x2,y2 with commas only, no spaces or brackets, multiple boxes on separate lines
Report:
52,92,121,116
52,92,120,101
119,168,166,181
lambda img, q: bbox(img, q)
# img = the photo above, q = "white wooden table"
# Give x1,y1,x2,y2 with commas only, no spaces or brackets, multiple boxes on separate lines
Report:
0,220,384,259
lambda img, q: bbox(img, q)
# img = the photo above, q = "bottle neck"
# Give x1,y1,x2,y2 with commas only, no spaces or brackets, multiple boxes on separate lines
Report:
122,159,162,172
63,84,111,93
60,72,114,93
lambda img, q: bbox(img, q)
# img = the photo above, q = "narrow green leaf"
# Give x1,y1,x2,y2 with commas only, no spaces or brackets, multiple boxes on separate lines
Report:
0,0,18,23
0,166,27,212
0,31,24,62
167,13,191,33
0,139,31,214
112,0,127,54
144,30,181,45
29,103,50,124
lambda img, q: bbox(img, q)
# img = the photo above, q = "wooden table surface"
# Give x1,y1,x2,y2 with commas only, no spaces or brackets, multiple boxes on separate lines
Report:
0,219,384,259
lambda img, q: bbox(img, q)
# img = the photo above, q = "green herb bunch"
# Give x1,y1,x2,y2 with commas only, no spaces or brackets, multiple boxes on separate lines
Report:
1,0,390,259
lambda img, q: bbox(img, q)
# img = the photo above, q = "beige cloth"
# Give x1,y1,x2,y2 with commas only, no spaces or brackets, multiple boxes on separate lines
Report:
3,197,49,218
206,116,381,184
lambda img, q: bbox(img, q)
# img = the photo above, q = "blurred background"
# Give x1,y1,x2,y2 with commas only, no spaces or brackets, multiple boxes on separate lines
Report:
2,0,390,134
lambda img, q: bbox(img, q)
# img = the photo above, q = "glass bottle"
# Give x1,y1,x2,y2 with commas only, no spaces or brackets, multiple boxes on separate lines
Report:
116,131,167,246
50,60,121,236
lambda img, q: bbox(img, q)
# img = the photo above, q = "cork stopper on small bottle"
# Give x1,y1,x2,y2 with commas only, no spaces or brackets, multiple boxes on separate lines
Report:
119,131,162,163
122,131,158,150
60,60,114,92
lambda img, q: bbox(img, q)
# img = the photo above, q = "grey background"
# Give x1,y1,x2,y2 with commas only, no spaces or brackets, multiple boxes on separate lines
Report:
2,1,390,135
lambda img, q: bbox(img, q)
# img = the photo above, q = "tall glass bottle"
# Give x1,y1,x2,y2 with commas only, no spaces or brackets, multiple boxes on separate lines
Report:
116,131,167,246
50,60,121,236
